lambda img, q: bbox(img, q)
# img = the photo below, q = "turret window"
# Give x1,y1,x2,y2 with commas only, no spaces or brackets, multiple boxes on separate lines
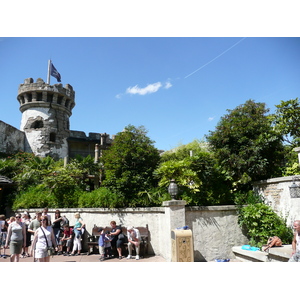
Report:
31,120,43,129
57,96,63,105
37,92,43,101
50,132,56,142
47,93,53,103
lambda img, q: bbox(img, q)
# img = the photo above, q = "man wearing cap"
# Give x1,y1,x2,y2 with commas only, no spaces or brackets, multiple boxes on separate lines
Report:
126,226,141,260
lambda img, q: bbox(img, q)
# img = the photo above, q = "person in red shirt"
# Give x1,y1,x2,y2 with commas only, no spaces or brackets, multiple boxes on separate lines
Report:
60,224,73,256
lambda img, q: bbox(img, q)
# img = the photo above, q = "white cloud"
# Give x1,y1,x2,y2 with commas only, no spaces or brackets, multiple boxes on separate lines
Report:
126,82,162,96
164,81,172,89
208,116,215,121
120,79,173,98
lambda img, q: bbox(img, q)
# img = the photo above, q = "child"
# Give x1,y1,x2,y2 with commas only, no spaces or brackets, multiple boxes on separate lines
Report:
104,231,113,258
97,227,106,261
0,215,8,258
61,224,73,256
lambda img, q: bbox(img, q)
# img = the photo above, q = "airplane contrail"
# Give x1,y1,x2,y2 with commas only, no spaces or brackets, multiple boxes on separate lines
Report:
185,37,247,79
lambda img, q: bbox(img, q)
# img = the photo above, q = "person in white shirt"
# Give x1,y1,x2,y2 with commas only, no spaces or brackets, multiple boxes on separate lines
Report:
289,220,300,262
126,226,141,260
31,216,57,262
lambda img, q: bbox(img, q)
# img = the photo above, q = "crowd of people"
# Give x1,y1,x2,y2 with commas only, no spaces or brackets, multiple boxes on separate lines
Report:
0,208,86,262
0,209,142,262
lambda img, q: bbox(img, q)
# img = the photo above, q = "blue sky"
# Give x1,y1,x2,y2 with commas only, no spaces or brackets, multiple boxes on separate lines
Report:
1,37,299,151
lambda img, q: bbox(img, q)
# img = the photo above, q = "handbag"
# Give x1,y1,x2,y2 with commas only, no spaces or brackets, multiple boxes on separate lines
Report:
40,227,55,257
118,233,125,240
118,231,128,243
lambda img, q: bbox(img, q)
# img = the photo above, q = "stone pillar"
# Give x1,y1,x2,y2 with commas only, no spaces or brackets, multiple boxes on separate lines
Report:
61,96,66,107
64,156,69,167
53,93,58,104
42,91,47,101
32,92,37,102
162,200,186,262
94,144,99,163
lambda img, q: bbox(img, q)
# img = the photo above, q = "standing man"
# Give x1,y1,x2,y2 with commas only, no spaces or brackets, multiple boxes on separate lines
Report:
289,220,300,262
126,226,141,260
28,212,42,255
28,212,42,235
42,207,51,225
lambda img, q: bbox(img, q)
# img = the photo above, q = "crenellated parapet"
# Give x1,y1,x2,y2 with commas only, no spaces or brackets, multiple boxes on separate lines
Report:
17,78,75,115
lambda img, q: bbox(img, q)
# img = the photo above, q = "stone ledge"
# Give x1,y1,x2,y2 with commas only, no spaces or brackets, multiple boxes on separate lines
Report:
232,246,268,262
232,245,293,262
268,245,292,262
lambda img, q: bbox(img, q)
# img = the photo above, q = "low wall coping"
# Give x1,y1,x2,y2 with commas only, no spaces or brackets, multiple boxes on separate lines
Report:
18,207,165,214
187,205,238,212
232,245,293,262
18,205,239,215
253,176,295,185
232,246,269,262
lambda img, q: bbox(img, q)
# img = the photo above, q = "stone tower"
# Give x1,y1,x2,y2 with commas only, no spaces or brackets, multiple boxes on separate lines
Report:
17,78,75,159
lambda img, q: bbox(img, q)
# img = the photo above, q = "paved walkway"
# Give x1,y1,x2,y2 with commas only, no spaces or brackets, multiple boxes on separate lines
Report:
0,250,166,262
0,249,242,262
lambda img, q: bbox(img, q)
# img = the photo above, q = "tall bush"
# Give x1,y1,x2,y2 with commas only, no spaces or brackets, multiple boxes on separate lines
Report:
237,202,293,248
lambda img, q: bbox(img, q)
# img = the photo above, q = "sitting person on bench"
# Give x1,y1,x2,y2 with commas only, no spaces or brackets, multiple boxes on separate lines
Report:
126,226,141,260
108,221,124,259
60,224,73,256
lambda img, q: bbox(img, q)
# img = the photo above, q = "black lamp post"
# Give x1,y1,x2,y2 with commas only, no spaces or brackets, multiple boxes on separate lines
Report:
289,177,300,198
168,179,178,200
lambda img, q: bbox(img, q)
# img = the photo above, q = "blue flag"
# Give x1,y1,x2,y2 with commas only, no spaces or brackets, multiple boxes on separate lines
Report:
50,62,61,82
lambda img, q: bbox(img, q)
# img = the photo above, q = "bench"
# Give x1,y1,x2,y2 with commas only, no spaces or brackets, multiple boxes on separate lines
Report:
87,224,149,258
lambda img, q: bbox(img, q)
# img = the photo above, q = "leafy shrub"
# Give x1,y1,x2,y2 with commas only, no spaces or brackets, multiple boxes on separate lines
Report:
282,162,300,176
234,190,263,206
238,202,293,248
12,185,57,210
78,187,126,208
12,184,83,209
135,187,170,207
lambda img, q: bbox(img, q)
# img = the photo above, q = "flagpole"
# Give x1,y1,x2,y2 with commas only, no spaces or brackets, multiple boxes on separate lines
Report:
47,60,51,84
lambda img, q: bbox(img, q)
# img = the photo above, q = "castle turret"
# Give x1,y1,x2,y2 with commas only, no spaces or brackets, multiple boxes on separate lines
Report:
17,78,75,159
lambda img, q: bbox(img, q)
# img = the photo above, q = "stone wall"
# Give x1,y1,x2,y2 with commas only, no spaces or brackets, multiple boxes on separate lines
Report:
68,131,113,159
186,206,248,261
253,176,300,227
0,121,25,154
20,106,70,158
19,204,248,262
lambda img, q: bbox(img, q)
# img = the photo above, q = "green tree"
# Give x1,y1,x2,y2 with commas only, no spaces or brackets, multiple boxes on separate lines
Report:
206,100,284,191
271,98,300,147
155,140,233,205
270,98,300,176
101,125,161,204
